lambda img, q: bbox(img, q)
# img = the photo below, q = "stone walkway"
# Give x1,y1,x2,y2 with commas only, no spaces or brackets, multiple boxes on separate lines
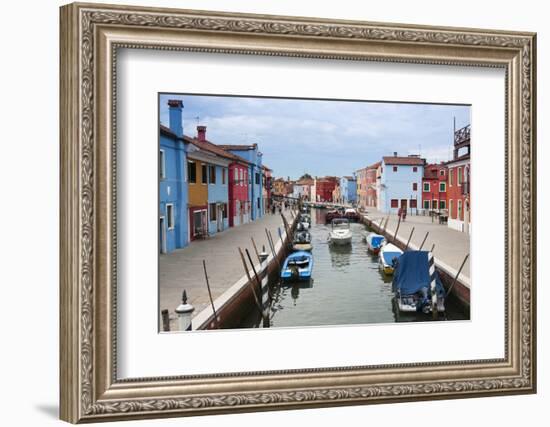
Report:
160,210,293,324
363,209,471,283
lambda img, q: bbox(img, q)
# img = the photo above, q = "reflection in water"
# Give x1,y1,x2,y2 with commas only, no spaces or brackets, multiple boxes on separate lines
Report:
240,207,469,329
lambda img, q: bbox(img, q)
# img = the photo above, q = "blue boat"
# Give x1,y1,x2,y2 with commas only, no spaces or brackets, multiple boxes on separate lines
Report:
365,232,386,254
281,251,313,281
392,251,446,314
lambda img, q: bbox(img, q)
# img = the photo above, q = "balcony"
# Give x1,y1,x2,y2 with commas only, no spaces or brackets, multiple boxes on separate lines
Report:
454,124,471,146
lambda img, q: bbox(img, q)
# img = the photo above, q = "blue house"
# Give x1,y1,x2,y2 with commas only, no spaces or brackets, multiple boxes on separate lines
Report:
218,143,263,221
159,100,189,253
187,126,233,236
340,176,357,205
379,154,425,214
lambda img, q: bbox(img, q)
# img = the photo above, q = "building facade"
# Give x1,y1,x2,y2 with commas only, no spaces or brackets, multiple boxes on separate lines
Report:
379,154,425,214
315,176,338,202
228,161,250,227
422,163,448,214
159,100,189,253
219,144,264,221
292,179,313,200
365,162,380,208
340,176,357,205
355,167,368,209
262,166,272,213
446,125,471,233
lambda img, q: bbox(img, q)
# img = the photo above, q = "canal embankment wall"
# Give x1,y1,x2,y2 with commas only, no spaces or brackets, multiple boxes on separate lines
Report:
192,212,298,329
361,213,470,311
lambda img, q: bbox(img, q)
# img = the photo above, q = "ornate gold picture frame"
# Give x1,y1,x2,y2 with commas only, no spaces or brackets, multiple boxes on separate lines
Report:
60,2,536,423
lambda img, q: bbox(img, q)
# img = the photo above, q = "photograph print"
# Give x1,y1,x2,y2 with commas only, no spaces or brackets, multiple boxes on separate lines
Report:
158,93,471,332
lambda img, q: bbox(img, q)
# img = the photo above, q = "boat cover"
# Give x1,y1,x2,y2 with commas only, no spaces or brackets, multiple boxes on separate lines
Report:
382,251,402,266
369,235,385,248
392,251,445,296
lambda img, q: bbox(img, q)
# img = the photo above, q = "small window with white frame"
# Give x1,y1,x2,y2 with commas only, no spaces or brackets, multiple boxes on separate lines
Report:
423,182,430,192
439,182,446,192
166,204,174,229
159,149,166,180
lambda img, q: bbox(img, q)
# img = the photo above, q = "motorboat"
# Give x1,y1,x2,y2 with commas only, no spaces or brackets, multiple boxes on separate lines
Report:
344,208,360,222
292,231,313,252
328,218,352,245
300,213,311,224
365,232,386,254
296,221,309,231
280,251,314,281
378,242,403,274
325,208,344,224
392,251,446,314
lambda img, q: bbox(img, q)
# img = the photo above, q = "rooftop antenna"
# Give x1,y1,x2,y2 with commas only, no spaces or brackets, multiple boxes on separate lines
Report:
195,116,200,126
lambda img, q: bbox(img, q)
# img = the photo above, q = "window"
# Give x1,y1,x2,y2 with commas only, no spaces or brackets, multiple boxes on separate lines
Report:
393,166,398,172
412,182,418,191
410,199,417,208
391,199,398,208
187,161,196,183
432,200,438,209
257,197,260,208
458,199,463,218
423,200,430,209
166,204,174,229
423,182,430,192
209,165,216,184
201,164,207,184
222,168,226,185
440,169,445,176
439,182,446,192
413,166,417,172
255,173,260,185
449,168,453,186
159,149,166,180
209,203,217,221
449,199,454,218
234,168,238,182
457,167,463,185
222,203,228,219
439,200,446,209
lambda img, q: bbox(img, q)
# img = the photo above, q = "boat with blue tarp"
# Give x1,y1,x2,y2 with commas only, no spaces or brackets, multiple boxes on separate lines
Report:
392,251,446,314
365,232,386,254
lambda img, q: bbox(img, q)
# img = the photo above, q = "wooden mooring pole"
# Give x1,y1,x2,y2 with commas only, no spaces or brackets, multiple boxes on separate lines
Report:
419,231,429,250
251,237,261,263
237,248,264,316
404,227,415,251
446,253,470,297
202,260,219,328
393,214,402,241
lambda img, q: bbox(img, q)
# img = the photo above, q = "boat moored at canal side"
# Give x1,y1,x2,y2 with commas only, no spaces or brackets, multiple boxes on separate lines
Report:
344,208,360,222
328,218,352,245
281,251,314,281
378,242,403,274
292,230,312,252
365,232,386,254
392,251,446,314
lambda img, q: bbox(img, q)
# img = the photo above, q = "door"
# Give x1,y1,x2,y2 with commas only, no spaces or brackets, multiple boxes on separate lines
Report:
159,217,166,253
235,200,241,226
217,204,223,232
400,199,408,210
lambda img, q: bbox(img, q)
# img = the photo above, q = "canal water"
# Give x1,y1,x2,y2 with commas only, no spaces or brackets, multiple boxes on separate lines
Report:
240,207,469,329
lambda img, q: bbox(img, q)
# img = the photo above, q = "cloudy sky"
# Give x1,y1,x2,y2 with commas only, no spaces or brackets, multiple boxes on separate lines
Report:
159,93,470,180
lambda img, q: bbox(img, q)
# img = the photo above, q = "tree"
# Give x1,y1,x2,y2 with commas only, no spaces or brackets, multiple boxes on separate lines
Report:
299,173,313,181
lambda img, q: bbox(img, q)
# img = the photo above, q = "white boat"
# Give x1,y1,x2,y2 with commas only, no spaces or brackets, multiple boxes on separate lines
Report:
328,218,352,245
378,242,403,274
365,232,386,254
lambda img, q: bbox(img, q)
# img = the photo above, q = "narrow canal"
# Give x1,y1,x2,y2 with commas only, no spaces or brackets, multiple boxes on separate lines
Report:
241,207,469,329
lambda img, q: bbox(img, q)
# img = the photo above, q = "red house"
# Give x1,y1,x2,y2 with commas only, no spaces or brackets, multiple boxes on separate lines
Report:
315,176,338,202
446,124,471,233
422,163,448,213
228,160,250,227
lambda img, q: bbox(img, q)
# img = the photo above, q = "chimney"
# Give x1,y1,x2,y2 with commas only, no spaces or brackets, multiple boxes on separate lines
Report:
167,99,183,138
197,125,206,142
393,151,398,157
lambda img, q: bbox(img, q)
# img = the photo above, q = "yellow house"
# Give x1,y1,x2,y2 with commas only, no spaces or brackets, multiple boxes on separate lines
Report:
187,157,208,240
